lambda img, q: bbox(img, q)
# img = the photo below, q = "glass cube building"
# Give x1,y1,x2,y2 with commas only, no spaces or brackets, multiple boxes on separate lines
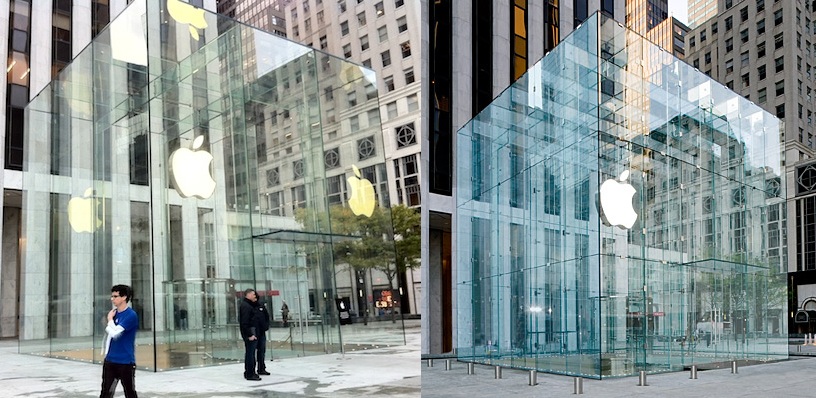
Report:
19,0,405,371
455,13,788,378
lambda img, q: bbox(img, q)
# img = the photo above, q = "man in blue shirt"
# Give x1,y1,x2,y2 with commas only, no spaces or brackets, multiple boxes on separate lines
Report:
100,284,139,398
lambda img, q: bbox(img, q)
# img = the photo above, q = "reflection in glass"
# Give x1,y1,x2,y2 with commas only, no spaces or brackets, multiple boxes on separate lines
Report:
455,12,787,378
19,0,405,371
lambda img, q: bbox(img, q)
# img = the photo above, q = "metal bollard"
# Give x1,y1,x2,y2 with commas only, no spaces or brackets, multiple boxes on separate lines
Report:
637,370,648,386
798,345,802,353
445,359,452,370
427,358,434,367
573,376,584,394
529,370,538,386
690,365,698,379
467,362,475,375
731,360,738,374
494,365,502,379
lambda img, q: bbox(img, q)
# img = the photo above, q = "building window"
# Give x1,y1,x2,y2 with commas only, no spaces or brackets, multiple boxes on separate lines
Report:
775,56,784,72
774,9,783,25
381,50,391,67
347,91,357,107
758,41,766,58
293,160,304,180
357,136,376,160
725,16,733,31
387,101,398,119
326,175,346,205
740,7,748,22
375,2,384,16
407,94,418,111
775,32,783,49
378,26,388,42
266,168,280,187
397,16,407,32
776,80,785,96
757,19,765,35
394,154,420,206
320,35,328,49
324,148,341,169
396,123,416,148
726,59,734,74
343,43,352,58
291,185,307,211
404,67,415,84
776,104,785,118
266,191,283,216
360,35,369,51
512,0,528,80
395,0,404,7
741,73,750,87
705,52,711,64
757,0,765,12
758,64,766,80
401,41,411,58
340,21,349,35
740,51,749,67
725,37,733,52
358,11,366,26
385,75,395,91
740,29,748,43
758,88,767,103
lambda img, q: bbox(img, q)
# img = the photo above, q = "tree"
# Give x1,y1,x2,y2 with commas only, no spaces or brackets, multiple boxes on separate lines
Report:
295,204,419,322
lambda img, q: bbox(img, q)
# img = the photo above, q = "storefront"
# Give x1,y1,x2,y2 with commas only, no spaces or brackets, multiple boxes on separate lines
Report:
455,12,788,378
18,0,405,371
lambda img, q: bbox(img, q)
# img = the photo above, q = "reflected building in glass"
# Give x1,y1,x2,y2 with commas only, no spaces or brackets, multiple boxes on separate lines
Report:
455,12,788,378
18,0,405,371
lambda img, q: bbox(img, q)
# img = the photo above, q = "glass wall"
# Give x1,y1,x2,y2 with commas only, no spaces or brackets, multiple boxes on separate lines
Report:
455,12,787,378
19,0,405,371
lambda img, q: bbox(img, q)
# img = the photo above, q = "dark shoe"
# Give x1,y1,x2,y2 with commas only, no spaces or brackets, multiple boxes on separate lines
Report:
258,370,271,375
245,374,262,381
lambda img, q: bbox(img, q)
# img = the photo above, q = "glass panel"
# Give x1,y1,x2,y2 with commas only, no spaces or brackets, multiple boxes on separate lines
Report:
455,12,787,379
20,0,404,371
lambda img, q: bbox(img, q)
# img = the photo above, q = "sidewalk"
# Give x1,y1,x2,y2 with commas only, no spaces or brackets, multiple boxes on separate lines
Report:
422,355,816,397
0,321,420,398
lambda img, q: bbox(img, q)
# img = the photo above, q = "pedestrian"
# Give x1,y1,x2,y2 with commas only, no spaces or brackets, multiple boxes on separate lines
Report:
239,288,270,380
281,301,290,327
100,284,139,398
179,307,188,330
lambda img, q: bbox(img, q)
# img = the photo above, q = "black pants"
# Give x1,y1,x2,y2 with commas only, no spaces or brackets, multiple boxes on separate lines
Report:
100,361,137,398
243,333,267,376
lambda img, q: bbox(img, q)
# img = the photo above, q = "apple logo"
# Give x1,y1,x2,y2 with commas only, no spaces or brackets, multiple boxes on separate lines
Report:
346,165,376,217
68,188,102,233
167,0,208,41
169,135,216,199
599,170,638,229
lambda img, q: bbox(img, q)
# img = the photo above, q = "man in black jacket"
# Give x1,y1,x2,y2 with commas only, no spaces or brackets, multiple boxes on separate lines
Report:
239,288,270,380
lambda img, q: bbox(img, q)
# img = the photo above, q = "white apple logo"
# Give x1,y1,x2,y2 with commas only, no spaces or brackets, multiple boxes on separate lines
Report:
347,165,376,217
599,170,638,229
169,135,216,199
68,188,102,233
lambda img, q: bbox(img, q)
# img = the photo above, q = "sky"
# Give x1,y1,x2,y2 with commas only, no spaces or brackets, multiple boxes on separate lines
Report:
668,0,689,25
